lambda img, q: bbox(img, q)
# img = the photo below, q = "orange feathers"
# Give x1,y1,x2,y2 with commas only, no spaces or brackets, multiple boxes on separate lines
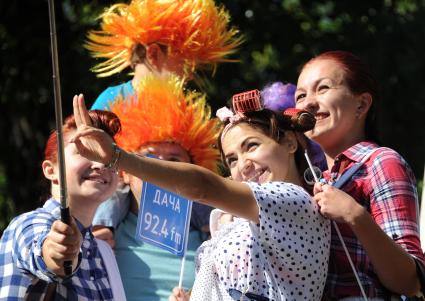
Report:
110,75,221,172
85,0,243,77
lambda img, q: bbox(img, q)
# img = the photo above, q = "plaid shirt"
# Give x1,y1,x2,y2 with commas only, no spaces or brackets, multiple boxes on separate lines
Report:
0,199,113,300
322,141,424,299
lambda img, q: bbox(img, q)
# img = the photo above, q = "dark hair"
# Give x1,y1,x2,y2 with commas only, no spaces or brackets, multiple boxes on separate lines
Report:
44,110,121,163
304,50,380,142
217,109,316,189
130,43,168,69
130,44,147,69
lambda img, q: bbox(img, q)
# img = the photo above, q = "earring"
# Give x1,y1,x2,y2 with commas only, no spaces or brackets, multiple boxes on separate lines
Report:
303,166,322,186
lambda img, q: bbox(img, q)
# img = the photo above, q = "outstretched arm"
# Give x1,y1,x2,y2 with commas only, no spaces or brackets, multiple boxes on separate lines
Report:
71,94,259,222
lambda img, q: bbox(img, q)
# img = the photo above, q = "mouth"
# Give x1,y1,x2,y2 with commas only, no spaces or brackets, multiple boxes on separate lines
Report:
82,174,108,184
314,112,329,121
246,169,270,183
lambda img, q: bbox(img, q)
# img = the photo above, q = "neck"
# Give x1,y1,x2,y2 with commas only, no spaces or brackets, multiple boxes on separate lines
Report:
321,131,365,169
51,187,103,228
286,157,303,187
131,64,158,88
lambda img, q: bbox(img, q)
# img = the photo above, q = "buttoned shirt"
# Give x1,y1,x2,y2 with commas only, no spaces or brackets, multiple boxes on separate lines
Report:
322,141,424,299
0,199,113,300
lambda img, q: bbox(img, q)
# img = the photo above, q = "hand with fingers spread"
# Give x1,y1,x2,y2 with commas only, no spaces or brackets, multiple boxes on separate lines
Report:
71,94,115,166
42,218,82,276
313,183,365,225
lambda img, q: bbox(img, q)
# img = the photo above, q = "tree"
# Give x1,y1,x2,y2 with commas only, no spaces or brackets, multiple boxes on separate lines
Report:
1,0,424,232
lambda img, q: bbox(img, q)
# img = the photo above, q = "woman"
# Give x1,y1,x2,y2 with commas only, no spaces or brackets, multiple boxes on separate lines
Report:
295,50,424,299
0,110,121,300
71,88,331,300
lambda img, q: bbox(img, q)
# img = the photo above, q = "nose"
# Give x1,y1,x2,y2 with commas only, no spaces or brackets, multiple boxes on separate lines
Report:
298,95,319,114
239,157,254,177
92,161,107,171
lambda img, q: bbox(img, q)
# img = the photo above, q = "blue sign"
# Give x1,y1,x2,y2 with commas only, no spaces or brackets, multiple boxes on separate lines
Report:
136,182,192,257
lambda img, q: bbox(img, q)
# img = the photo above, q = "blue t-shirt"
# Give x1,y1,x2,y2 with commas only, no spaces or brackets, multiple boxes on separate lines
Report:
115,212,202,301
91,80,134,110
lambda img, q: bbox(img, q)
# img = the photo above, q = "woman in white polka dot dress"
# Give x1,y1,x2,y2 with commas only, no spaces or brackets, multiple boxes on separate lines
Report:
70,86,331,301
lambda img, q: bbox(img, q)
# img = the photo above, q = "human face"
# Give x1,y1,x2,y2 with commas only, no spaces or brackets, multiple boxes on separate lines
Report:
295,59,366,151
222,123,295,184
124,142,191,202
51,136,118,204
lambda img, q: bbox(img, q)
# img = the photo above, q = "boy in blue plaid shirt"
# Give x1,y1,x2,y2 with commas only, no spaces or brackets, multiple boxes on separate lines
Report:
0,108,121,300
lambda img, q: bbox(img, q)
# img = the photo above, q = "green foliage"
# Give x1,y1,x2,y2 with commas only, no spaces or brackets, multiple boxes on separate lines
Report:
0,0,424,223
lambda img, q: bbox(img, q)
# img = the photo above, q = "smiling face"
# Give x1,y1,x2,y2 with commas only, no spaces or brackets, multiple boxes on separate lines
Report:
65,141,118,203
124,142,191,203
221,123,298,184
295,59,370,154
43,131,119,205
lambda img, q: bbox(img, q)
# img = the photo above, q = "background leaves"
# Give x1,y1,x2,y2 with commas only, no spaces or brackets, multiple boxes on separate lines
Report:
1,0,424,232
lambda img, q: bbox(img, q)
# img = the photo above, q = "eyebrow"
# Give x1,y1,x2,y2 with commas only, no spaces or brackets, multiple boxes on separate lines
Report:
296,77,333,93
224,136,257,160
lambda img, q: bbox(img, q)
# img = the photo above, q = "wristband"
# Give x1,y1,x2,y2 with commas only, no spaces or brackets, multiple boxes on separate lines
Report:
106,143,121,171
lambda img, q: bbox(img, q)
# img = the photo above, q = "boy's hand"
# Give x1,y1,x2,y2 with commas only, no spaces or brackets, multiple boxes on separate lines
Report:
42,217,82,276
92,225,115,249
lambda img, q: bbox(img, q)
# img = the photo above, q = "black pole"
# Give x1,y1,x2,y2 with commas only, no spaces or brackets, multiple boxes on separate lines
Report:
47,0,72,276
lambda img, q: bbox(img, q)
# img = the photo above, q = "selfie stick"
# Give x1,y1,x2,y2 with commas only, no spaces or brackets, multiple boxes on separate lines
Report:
178,201,193,289
47,0,73,276
304,150,368,301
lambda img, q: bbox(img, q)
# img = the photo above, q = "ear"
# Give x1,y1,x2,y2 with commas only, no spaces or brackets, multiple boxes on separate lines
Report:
145,43,166,70
356,92,372,119
282,131,298,154
122,171,131,185
42,160,59,184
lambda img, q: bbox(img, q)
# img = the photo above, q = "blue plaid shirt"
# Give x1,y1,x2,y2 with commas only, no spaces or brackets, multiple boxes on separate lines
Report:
0,199,113,300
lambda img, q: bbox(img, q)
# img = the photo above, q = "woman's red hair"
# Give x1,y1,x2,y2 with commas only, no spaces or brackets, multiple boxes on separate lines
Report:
44,110,121,163
304,50,379,142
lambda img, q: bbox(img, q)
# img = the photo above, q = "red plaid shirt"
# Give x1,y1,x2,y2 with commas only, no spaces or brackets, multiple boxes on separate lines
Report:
322,141,424,299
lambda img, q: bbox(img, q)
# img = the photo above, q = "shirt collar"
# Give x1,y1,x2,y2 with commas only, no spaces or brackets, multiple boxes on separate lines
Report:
43,198,92,236
336,141,379,163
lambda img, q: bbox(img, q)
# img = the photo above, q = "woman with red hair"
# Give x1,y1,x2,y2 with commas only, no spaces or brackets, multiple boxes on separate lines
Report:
295,50,424,300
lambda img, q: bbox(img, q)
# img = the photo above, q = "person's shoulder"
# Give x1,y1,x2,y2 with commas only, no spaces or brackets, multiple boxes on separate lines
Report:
366,146,416,184
246,181,309,198
16,203,58,227
1,207,54,242
91,81,133,110
369,146,410,168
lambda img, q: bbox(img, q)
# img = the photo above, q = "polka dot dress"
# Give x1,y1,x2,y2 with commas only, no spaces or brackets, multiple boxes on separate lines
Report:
190,182,331,301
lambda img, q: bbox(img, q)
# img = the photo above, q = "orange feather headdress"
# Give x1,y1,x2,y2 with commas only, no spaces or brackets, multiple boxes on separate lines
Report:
110,75,221,172
85,0,243,77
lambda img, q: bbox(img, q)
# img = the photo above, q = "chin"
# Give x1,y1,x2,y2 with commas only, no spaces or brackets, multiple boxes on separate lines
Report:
307,127,329,144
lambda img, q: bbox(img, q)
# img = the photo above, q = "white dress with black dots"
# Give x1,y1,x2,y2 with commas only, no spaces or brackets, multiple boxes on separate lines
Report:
190,182,331,301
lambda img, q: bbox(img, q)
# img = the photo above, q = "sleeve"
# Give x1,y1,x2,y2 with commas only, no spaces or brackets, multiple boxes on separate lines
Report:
368,148,425,265
92,185,131,229
12,212,80,282
91,87,116,110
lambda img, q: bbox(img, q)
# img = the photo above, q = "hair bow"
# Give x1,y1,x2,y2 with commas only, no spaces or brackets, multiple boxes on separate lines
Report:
215,107,246,141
